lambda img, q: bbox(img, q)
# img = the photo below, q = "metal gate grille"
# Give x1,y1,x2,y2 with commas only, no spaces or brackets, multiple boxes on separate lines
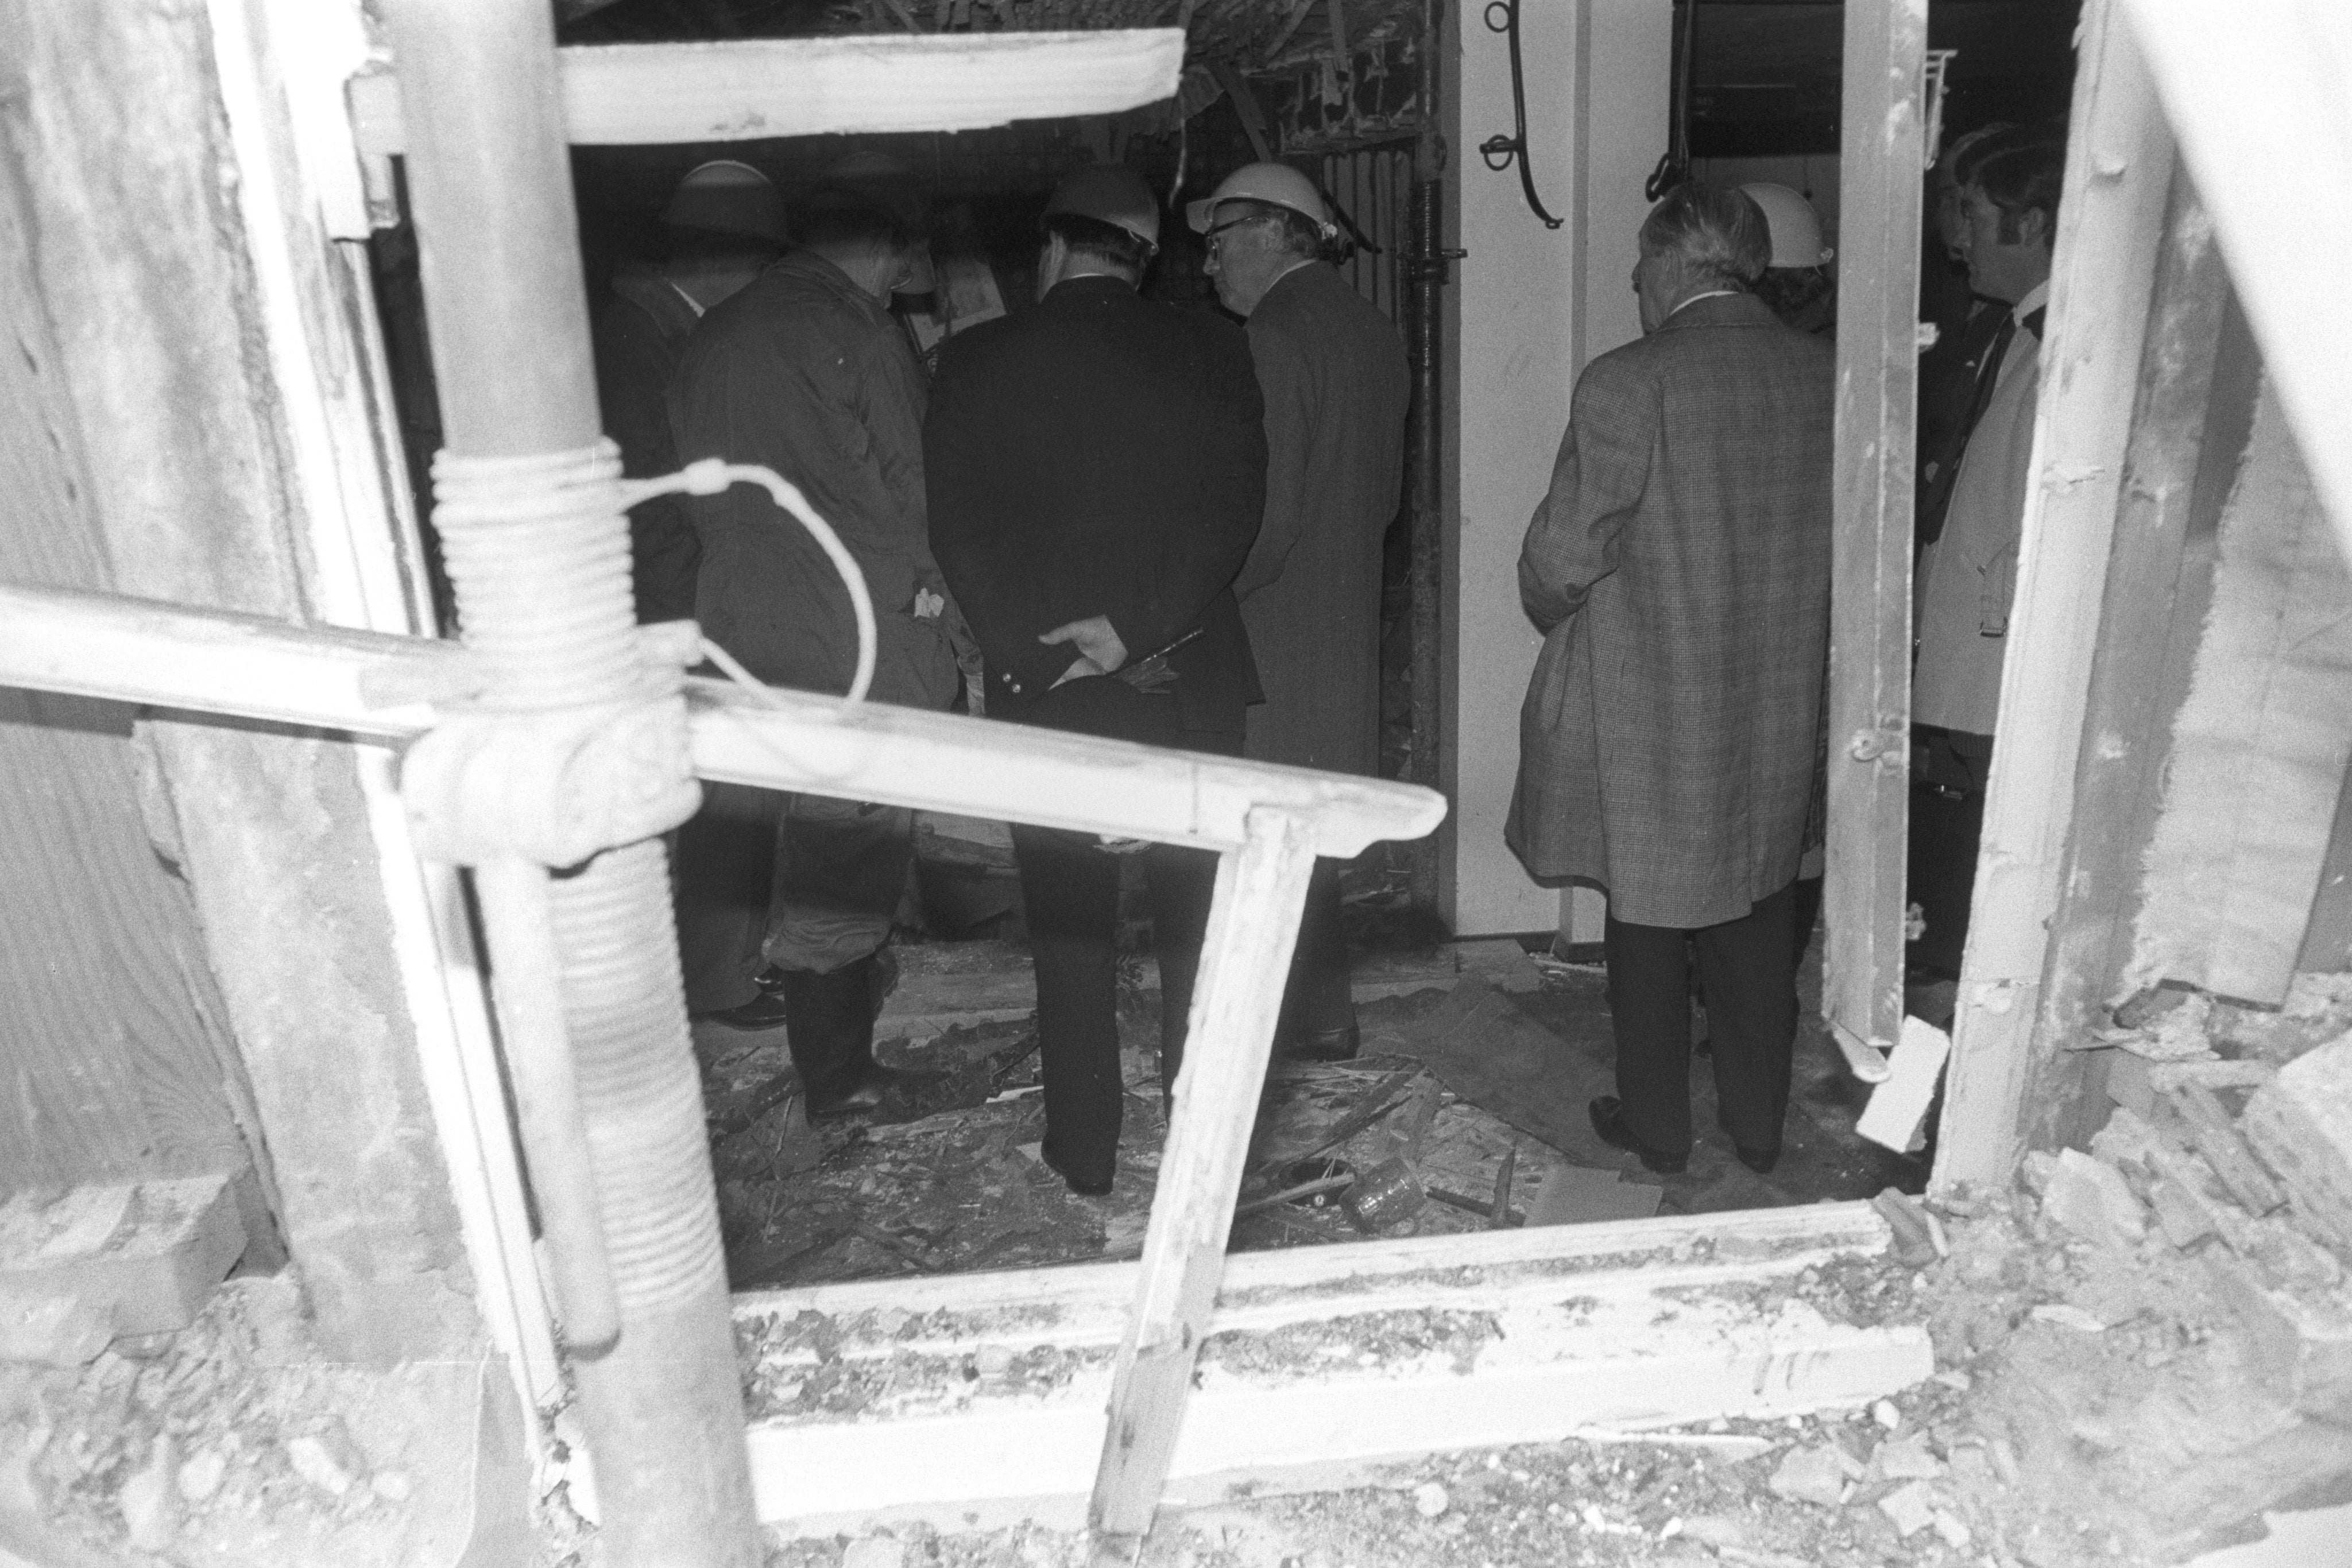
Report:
1322,147,1413,323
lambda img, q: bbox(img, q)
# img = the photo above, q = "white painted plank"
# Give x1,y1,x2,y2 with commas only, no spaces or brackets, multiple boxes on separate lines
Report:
0,585,1447,860
347,30,1186,153
734,1201,1889,1337
1825,0,1927,1070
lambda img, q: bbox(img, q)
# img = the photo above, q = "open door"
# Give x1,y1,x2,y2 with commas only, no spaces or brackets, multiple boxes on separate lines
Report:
1824,0,1930,1083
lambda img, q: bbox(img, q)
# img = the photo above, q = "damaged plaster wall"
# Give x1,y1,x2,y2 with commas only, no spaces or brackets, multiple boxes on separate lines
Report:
0,0,480,1363
2130,381,2352,1008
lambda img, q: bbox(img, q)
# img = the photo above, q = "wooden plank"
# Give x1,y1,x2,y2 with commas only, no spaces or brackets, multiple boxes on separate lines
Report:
1935,0,2175,1190
727,1202,1922,1532
2005,172,2231,1157
0,585,1448,860
1824,0,1928,1079
345,29,1185,153
734,1199,1896,1338
207,0,560,1413
2125,387,2352,1005
5,0,477,1363
0,111,270,1240
1089,811,1318,1539
2123,0,2352,572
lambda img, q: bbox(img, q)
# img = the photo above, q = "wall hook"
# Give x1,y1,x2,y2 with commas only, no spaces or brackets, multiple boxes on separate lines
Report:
1477,0,1563,229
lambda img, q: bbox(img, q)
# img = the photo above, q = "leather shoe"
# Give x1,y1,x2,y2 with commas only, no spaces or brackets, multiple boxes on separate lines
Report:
1588,1096,1689,1175
1716,1111,1781,1175
703,987,791,1032
1039,1142,1113,1198
1278,1023,1361,1062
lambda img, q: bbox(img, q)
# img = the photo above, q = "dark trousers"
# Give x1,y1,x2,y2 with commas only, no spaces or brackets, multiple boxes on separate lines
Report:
1007,677,1239,1191
1907,726,1994,978
1605,881,1798,1157
672,782,780,1015
1278,858,1356,1038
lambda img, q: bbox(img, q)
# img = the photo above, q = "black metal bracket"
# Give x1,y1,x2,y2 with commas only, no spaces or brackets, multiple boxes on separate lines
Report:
1477,0,1563,230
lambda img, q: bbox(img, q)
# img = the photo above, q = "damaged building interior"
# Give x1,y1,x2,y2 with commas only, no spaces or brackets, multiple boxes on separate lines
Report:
3,0,2351,1565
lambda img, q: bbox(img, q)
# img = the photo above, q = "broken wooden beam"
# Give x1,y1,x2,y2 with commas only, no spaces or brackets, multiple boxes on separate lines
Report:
1089,811,1318,1539
729,1202,1931,1535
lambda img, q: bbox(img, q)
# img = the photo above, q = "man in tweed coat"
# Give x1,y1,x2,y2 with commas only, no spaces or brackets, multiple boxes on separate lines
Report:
1507,182,1835,1177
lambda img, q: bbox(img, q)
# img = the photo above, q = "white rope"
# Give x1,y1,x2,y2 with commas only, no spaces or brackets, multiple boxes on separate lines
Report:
623,458,877,705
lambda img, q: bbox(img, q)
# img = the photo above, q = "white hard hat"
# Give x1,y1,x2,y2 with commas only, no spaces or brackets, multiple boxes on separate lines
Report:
1185,162,1336,241
1739,182,1832,269
1045,164,1162,249
662,159,787,245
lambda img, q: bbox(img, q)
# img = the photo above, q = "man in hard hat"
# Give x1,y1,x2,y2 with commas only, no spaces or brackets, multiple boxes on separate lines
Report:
1909,138,2064,983
926,164,1267,1196
595,159,788,626
1510,183,1833,1180
1738,181,1836,337
667,156,960,1118
1189,161,1409,1062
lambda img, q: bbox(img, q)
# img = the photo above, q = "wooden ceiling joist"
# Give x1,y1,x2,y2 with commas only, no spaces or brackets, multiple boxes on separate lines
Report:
346,28,1184,153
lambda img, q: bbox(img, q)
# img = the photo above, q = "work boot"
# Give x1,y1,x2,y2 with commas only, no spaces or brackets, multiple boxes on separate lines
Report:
781,957,906,1119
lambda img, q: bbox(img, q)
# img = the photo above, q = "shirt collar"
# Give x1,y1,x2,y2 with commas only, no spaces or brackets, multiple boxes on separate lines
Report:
1666,288,1743,320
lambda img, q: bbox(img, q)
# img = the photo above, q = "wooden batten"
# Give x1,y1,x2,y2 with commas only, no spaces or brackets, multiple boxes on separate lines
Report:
346,29,1186,154
0,587,1446,861
1824,0,1928,1083
1936,0,2177,1190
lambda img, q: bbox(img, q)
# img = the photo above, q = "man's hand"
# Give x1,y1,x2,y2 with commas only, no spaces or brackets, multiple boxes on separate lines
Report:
1050,655,1107,690
1038,614,1127,673
912,587,946,620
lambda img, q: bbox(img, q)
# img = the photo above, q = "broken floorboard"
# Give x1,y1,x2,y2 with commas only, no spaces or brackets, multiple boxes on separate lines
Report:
725,1202,1931,1535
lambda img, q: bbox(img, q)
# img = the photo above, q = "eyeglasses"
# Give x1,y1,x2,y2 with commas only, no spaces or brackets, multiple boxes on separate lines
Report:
1203,214,1267,255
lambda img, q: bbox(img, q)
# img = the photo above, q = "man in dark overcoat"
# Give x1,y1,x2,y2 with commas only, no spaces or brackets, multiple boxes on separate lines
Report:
668,165,961,1117
926,165,1267,1195
1508,182,1834,1177
1189,162,1411,1060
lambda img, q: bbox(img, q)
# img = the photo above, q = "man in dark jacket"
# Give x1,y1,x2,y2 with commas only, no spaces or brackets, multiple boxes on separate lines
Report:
593,160,787,625
1190,161,1410,1061
668,165,960,1117
926,165,1267,1195
1510,183,1833,1179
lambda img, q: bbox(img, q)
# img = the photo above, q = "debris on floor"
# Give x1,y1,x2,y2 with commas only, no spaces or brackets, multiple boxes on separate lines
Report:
0,1275,527,1567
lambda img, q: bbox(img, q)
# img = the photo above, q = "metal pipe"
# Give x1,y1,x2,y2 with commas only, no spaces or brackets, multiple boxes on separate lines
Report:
382,3,759,1563
1404,0,1451,913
